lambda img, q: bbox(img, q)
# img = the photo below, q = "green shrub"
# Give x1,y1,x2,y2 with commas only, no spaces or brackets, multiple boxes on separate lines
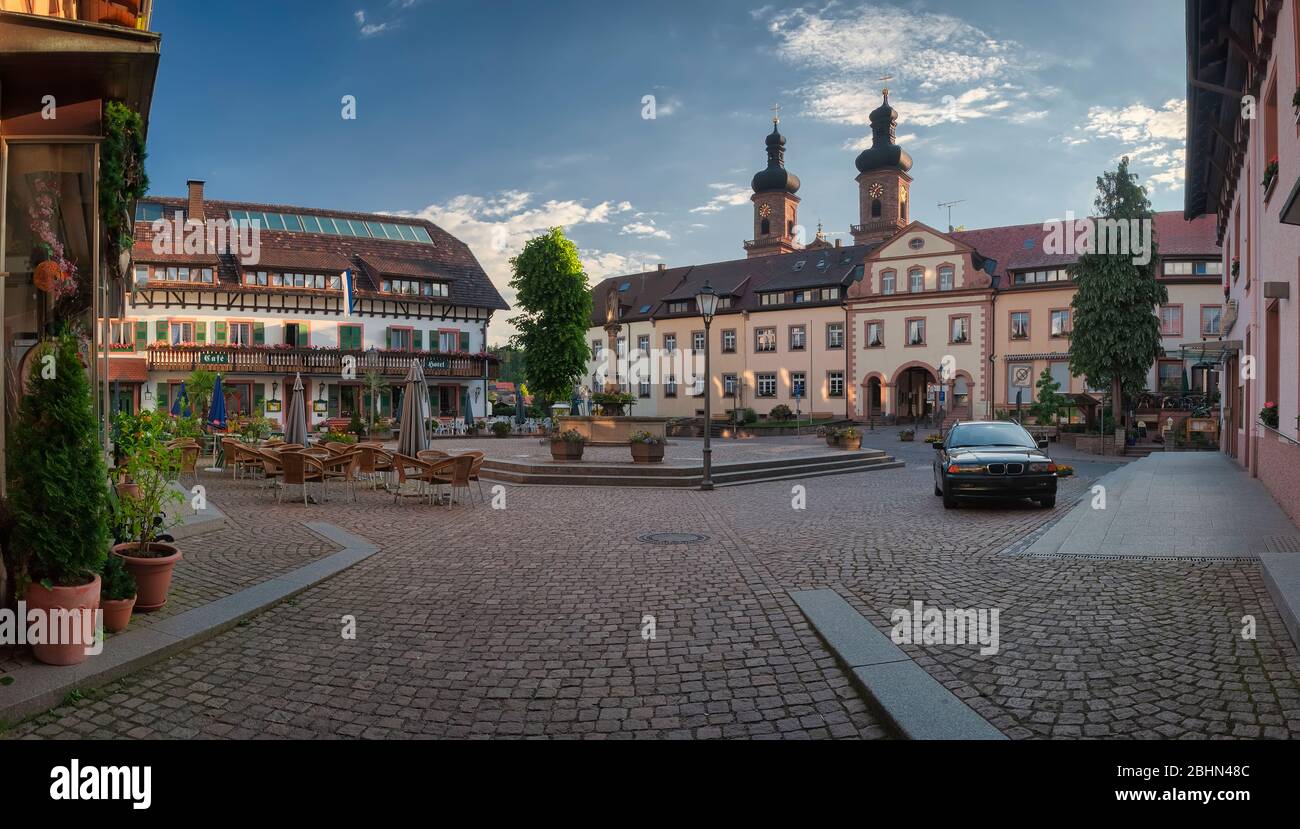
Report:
100,555,137,601
347,411,366,436
491,421,512,438
10,333,110,586
736,407,757,425
551,429,585,444
629,431,663,445
769,404,793,421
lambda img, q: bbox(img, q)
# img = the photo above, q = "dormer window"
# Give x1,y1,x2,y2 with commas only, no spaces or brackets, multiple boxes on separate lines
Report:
667,300,691,314
380,278,449,298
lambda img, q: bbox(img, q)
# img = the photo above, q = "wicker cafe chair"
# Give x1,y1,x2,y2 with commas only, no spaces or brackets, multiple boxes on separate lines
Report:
432,454,475,506
249,448,285,485
165,439,200,486
320,450,362,502
462,450,487,502
224,439,262,481
391,453,443,505
324,441,354,455
356,445,395,490
416,449,450,462
278,450,327,506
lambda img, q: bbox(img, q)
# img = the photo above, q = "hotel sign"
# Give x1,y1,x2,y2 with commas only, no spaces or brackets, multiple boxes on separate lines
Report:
423,356,451,373
198,352,231,366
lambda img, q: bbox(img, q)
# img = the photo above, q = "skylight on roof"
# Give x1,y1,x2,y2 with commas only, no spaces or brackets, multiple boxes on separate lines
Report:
1023,238,1036,249
639,305,652,314
618,282,631,292
793,261,806,271
218,209,436,245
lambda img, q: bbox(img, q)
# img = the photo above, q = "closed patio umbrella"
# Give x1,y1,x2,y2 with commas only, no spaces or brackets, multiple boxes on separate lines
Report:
515,393,526,425
170,381,191,417
283,373,308,446
397,360,430,457
208,374,228,430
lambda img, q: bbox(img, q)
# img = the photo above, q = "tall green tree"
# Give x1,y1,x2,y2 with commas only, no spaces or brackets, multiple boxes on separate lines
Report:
1068,157,1167,429
507,228,592,404
9,332,109,587
1029,367,1065,425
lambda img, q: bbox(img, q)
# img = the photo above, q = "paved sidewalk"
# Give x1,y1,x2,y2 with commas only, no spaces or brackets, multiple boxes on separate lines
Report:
1022,452,1300,558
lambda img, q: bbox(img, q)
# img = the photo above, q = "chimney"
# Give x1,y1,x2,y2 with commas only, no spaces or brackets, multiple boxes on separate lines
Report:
657,263,667,272
835,238,842,248
187,180,206,223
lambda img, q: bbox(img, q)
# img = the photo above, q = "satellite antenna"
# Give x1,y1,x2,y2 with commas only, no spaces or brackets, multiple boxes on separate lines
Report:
938,199,966,232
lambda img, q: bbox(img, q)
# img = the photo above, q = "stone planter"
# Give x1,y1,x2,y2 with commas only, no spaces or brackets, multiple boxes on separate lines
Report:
899,432,915,442
556,416,668,446
24,576,101,666
836,436,862,450
630,442,665,463
550,441,585,461
113,542,182,612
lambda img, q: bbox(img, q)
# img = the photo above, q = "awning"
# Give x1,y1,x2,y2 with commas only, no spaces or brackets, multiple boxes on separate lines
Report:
1178,340,1242,364
107,357,148,383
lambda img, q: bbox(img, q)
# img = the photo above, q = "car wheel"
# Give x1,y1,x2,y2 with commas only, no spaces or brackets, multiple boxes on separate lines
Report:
942,479,958,509
1038,496,1056,509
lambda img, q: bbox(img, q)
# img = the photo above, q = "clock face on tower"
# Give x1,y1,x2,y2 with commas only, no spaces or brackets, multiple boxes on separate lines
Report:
759,204,771,217
868,183,884,199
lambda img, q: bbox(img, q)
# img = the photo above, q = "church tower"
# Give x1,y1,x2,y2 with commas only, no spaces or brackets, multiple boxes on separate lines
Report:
745,114,802,258
851,89,913,246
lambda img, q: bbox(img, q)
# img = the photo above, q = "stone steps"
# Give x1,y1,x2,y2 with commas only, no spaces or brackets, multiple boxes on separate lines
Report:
480,450,903,488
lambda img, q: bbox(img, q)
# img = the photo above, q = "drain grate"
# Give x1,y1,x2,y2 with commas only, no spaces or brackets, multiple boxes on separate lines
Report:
638,532,710,545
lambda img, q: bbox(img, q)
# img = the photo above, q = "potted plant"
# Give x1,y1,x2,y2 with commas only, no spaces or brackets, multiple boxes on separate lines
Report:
466,420,484,436
549,429,586,461
100,555,137,633
1055,464,1075,479
9,333,110,666
1260,402,1280,429
113,441,184,612
629,431,665,463
491,420,513,438
898,428,915,442
834,427,862,450
924,433,944,445
1263,156,1279,194
592,391,635,416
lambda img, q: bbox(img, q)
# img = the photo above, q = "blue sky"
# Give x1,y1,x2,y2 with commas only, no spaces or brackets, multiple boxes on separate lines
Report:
146,0,1189,342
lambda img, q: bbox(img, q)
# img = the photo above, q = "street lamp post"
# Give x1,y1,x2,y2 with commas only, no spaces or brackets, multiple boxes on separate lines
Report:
695,281,720,491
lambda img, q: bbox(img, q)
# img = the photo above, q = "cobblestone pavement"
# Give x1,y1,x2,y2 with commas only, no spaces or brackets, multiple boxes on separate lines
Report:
6,439,1299,739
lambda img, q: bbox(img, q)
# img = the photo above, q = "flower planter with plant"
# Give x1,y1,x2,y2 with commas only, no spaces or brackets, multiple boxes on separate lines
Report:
1263,156,1279,199
9,333,111,666
824,427,862,450
924,433,944,445
629,431,665,463
113,442,184,612
549,429,586,461
898,428,915,442
1055,464,1075,479
591,391,635,416
100,556,137,633
1260,402,1280,429
491,420,513,438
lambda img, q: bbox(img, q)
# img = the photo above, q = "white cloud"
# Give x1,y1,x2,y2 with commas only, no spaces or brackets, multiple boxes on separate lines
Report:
353,9,390,37
620,220,672,240
1067,99,1187,192
762,5,1055,133
690,182,751,214
390,193,645,343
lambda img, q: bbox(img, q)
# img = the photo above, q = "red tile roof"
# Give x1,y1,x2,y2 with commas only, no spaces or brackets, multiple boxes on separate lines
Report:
107,358,148,383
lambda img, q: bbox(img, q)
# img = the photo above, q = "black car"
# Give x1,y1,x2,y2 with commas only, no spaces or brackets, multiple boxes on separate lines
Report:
932,421,1058,509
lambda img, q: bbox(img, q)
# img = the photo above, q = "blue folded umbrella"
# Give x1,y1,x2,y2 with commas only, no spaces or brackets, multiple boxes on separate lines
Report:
208,374,227,429
170,381,191,417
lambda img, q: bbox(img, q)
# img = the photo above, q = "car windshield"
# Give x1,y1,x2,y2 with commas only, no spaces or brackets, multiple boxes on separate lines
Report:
947,423,1037,449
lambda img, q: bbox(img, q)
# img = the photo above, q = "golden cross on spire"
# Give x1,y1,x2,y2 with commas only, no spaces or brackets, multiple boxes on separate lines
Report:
879,73,894,100
770,102,781,124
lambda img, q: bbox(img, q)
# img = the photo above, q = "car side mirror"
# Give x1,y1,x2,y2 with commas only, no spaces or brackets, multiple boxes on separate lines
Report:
1037,439,1049,449
932,442,944,451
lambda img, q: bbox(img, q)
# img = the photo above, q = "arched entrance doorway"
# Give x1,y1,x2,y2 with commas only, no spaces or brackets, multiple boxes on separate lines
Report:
894,366,935,423
865,377,883,417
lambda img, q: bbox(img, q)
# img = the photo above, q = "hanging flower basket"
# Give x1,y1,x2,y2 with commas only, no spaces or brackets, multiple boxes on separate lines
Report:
33,260,64,293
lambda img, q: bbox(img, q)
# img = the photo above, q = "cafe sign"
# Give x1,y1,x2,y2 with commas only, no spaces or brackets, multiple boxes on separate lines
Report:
198,352,231,366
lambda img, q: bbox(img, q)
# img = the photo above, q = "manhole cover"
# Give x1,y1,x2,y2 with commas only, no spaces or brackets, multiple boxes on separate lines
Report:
638,532,709,545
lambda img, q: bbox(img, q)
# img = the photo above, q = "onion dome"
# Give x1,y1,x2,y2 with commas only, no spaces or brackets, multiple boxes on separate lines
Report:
751,120,802,194
855,89,913,174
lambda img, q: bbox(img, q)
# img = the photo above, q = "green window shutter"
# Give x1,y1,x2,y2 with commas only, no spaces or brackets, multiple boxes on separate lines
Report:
134,321,148,352
430,331,440,352
385,327,392,349
413,330,423,351
253,322,265,345
297,326,309,347
215,321,228,345
460,331,470,352
156,320,167,343
195,322,206,344
253,383,265,414
158,384,169,412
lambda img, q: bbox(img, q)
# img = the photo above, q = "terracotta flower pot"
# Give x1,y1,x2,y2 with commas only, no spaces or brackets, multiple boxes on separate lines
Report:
550,441,584,461
101,596,137,633
630,442,664,463
23,576,101,666
838,436,862,450
115,481,140,500
112,542,181,612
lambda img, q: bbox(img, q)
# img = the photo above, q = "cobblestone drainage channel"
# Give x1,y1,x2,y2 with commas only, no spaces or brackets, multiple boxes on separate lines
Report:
637,532,710,545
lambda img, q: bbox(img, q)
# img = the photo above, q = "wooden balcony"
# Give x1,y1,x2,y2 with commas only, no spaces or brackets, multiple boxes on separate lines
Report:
145,345,498,380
